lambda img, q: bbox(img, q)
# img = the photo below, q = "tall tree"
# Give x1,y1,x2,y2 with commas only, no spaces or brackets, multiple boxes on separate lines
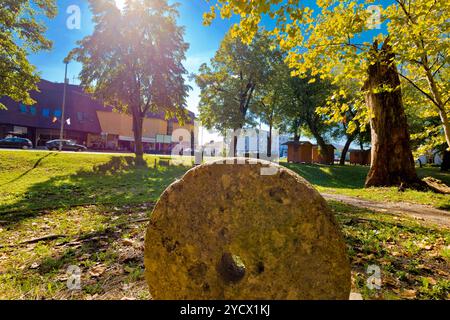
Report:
68,0,190,164
0,0,57,109
254,46,287,157
195,31,277,156
204,0,448,188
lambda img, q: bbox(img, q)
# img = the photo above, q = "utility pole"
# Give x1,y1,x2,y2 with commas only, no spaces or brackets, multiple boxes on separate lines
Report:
59,61,68,151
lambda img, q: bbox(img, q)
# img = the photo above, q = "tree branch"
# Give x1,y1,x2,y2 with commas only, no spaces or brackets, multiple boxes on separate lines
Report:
399,73,439,108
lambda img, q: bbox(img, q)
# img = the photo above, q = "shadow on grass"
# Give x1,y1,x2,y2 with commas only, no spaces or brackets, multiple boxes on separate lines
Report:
0,156,190,226
282,163,369,189
0,153,52,187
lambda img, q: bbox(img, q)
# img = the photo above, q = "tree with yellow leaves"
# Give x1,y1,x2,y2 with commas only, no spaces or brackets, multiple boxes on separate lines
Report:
204,0,449,187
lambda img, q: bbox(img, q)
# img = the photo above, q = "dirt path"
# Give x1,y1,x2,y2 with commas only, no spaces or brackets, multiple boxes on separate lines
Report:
321,193,450,228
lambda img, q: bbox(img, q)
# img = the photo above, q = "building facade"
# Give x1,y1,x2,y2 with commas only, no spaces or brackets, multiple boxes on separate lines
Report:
0,80,196,154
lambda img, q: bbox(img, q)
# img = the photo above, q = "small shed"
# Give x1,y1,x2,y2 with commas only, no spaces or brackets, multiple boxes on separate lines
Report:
283,141,313,164
349,149,371,165
312,144,335,165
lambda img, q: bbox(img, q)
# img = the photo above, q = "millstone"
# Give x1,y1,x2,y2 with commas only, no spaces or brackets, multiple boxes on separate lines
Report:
144,158,351,299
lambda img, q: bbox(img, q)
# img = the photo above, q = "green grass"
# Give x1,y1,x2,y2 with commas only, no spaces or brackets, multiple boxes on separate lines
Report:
0,150,449,300
0,151,189,217
283,163,450,210
330,201,450,299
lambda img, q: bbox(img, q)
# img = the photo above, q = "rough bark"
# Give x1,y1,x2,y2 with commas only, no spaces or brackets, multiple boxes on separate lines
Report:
363,41,421,188
340,135,354,166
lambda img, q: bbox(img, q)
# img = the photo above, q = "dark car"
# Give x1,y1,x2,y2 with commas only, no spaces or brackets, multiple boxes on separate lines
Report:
46,139,87,152
0,137,33,149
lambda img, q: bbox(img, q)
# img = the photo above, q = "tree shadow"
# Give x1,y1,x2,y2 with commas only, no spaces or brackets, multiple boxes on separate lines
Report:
0,153,52,187
282,163,368,189
0,156,189,227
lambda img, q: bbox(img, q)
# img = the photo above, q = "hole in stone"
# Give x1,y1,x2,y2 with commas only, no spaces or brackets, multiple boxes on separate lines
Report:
217,252,246,284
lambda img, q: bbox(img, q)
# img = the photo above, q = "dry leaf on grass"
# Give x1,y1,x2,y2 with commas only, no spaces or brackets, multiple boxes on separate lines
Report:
401,289,417,299
89,264,106,277
121,238,136,247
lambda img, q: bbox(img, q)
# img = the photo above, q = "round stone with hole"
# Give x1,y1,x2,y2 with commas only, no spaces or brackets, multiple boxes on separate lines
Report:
144,158,351,299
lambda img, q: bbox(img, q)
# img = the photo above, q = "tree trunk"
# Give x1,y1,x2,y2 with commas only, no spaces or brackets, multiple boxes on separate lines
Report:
292,118,301,142
442,150,450,172
363,41,420,188
256,128,260,159
437,109,450,150
423,65,450,150
307,119,332,162
132,111,145,166
340,135,354,166
267,122,272,158
227,129,239,157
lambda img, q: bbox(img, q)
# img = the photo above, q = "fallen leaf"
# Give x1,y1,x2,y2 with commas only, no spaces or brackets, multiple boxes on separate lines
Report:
29,262,40,269
122,238,136,247
89,264,106,277
424,277,437,285
349,292,363,300
402,289,417,299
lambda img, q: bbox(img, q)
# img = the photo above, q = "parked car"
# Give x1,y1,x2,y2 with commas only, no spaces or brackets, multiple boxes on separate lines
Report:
0,137,33,149
46,139,87,152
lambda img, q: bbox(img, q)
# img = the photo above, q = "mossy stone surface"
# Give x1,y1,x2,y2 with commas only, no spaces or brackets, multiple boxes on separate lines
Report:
144,158,351,299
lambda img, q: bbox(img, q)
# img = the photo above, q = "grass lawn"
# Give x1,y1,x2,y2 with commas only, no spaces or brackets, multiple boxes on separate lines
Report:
0,150,449,299
284,163,450,210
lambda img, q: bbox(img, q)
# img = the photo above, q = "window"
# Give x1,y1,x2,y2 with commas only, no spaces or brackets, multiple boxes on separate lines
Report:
13,126,27,134
42,108,50,117
77,112,88,121
54,109,62,118
30,106,36,116
19,104,27,113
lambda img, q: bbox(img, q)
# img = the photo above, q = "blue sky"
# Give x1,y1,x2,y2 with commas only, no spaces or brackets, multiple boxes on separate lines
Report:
29,0,237,118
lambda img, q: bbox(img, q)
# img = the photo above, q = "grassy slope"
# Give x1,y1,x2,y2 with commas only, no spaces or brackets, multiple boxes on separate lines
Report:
0,150,449,300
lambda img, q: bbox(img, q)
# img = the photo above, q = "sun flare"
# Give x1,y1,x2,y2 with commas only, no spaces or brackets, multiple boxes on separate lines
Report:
114,0,126,11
